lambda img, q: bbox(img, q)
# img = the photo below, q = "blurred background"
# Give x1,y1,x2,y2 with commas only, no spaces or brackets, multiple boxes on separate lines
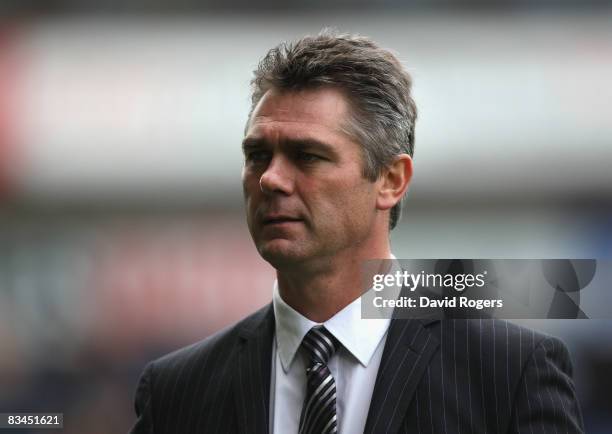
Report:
1,0,611,433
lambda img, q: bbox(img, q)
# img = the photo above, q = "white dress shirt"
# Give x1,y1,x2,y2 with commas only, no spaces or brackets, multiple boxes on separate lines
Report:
269,281,392,434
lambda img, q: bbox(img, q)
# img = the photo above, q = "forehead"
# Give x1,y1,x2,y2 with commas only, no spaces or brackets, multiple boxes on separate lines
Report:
246,87,352,141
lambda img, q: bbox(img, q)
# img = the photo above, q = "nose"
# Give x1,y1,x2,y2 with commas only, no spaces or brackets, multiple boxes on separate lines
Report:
259,154,294,195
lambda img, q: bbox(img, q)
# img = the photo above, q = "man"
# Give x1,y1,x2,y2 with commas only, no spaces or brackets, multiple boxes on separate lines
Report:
129,32,584,434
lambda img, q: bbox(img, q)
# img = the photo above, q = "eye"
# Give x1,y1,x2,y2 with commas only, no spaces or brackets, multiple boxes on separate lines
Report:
296,151,323,162
245,150,271,163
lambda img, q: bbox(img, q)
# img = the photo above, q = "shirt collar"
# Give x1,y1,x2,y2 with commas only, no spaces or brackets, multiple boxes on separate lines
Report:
273,282,318,372
272,257,397,372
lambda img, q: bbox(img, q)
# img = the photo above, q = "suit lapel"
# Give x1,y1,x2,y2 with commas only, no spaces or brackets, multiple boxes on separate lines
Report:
233,304,275,434
364,318,439,434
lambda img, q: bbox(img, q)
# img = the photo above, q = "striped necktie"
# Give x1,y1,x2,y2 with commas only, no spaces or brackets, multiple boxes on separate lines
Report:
299,326,339,434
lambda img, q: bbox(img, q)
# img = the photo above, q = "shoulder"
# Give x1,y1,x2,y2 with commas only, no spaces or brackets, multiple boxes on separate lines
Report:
431,319,572,371
437,318,567,347
129,304,274,433
148,303,273,378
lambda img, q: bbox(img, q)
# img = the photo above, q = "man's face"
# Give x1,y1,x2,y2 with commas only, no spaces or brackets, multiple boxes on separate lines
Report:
242,87,382,270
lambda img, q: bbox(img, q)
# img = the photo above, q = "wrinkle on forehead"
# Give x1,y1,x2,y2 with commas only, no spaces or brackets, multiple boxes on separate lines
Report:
247,87,351,135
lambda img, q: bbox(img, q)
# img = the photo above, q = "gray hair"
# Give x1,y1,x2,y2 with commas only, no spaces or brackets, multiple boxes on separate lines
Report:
248,31,417,230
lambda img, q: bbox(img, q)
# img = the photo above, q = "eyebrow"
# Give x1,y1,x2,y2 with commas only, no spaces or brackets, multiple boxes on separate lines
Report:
242,137,336,155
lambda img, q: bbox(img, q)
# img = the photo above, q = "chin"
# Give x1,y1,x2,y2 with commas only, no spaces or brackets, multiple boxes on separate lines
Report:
258,240,308,268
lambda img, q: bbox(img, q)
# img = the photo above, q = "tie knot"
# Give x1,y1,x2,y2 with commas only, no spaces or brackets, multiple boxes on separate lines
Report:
301,326,338,365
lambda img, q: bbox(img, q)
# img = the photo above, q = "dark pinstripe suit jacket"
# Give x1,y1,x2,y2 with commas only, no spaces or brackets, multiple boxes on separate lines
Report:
129,304,584,434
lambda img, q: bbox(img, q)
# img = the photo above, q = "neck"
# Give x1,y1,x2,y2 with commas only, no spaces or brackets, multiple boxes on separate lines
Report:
277,240,391,323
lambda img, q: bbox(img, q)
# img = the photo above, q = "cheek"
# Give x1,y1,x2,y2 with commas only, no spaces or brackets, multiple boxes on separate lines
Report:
314,180,375,224
242,173,260,201
344,184,378,225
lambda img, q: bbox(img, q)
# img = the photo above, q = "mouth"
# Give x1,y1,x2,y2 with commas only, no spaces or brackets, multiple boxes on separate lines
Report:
262,216,303,226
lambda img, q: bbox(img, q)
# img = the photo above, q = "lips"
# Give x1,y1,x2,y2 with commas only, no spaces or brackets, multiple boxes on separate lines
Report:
262,215,303,225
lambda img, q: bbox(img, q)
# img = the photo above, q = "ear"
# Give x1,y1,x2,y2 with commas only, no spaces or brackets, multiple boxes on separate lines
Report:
376,154,413,211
